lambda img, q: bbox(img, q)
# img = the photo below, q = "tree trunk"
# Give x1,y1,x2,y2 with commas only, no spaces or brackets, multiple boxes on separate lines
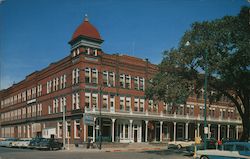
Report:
240,116,250,141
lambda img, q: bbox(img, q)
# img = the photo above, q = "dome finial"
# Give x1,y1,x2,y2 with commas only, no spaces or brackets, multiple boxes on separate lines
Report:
84,14,88,22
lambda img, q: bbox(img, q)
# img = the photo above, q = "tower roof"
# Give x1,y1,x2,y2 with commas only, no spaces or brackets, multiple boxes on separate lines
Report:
71,15,102,42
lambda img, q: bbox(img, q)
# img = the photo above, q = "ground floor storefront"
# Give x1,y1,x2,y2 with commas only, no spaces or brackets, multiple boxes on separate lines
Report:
0,114,241,144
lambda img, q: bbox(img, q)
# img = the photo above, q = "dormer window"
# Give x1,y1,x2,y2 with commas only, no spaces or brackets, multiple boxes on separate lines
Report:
94,49,98,56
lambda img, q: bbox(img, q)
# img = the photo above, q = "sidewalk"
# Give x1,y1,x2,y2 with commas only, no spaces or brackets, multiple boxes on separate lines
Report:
63,146,168,153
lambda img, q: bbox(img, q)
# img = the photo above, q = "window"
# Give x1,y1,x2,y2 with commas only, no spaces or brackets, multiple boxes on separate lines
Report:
17,93,22,103
94,49,98,56
139,99,144,112
134,77,139,90
119,74,125,88
87,48,90,55
32,105,36,117
110,95,115,110
125,97,131,111
46,81,52,94
72,68,80,84
72,93,80,110
103,71,108,85
27,106,31,118
53,99,59,113
56,77,59,90
22,108,26,119
176,105,184,115
27,89,31,100
109,72,115,87
92,94,98,109
92,68,98,84
37,84,42,96
139,77,145,90
125,75,131,89
31,87,36,98
48,105,52,114
209,107,215,117
60,97,66,112
37,103,42,116
85,93,91,109
120,97,125,111
67,121,71,138
76,48,80,55
134,98,139,112
74,120,81,138
102,95,108,110
58,122,63,138
53,78,56,91
85,68,91,83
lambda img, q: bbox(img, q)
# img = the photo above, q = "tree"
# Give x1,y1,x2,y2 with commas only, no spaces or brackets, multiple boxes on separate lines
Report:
146,7,250,141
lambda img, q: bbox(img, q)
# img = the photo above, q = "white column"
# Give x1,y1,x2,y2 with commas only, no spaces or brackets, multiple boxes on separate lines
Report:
208,124,211,139
218,124,221,141
112,118,116,142
160,121,163,142
145,120,148,142
236,125,239,140
185,123,189,140
197,123,200,137
93,117,96,142
129,120,133,142
173,122,176,143
227,125,230,138
83,124,87,142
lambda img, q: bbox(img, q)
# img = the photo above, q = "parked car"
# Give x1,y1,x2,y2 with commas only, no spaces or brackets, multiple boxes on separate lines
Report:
12,138,32,148
168,139,194,149
186,138,217,155
29,137,45,149
195,142,250,159
37,138,63,150
0,138,17,147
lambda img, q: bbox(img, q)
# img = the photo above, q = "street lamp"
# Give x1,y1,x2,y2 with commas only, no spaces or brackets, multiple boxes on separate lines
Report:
203,49,208,150
185,41,208,149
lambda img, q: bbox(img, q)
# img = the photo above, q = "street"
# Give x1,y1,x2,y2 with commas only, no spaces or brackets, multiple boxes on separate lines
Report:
0,147,192,159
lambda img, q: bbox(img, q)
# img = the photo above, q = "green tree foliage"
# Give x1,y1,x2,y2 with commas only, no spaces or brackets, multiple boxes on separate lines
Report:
146,6,250,140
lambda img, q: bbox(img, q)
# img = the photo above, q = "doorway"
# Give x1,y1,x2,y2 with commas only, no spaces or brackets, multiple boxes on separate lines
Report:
134,130,138,142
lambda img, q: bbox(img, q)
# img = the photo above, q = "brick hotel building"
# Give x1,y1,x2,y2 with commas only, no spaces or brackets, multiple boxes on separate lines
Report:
0,16,242,144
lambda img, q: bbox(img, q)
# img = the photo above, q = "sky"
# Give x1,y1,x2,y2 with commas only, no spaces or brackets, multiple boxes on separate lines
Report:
0,0,249,90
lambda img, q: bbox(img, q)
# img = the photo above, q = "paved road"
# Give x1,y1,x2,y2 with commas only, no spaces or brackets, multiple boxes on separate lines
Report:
0,147,192,159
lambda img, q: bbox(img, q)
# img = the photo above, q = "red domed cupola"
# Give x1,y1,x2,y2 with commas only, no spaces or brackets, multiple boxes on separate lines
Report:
71,15,102,41
69,15,103,49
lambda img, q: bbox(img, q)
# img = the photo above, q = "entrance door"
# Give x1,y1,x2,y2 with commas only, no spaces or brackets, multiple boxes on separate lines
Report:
134,130,137,142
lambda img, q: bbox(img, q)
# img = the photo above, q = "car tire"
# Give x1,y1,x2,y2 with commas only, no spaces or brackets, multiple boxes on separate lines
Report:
200,155,209,159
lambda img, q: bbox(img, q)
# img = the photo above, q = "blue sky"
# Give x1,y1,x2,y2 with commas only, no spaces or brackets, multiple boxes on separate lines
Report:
0,0,248,90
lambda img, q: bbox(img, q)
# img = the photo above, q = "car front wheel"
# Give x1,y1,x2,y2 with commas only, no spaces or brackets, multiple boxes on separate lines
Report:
200,155,209,159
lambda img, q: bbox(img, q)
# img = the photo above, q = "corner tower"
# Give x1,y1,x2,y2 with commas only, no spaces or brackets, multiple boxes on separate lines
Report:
69,15,103,57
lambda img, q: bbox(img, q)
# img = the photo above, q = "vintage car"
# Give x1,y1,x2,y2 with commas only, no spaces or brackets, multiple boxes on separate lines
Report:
195,142,250,159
